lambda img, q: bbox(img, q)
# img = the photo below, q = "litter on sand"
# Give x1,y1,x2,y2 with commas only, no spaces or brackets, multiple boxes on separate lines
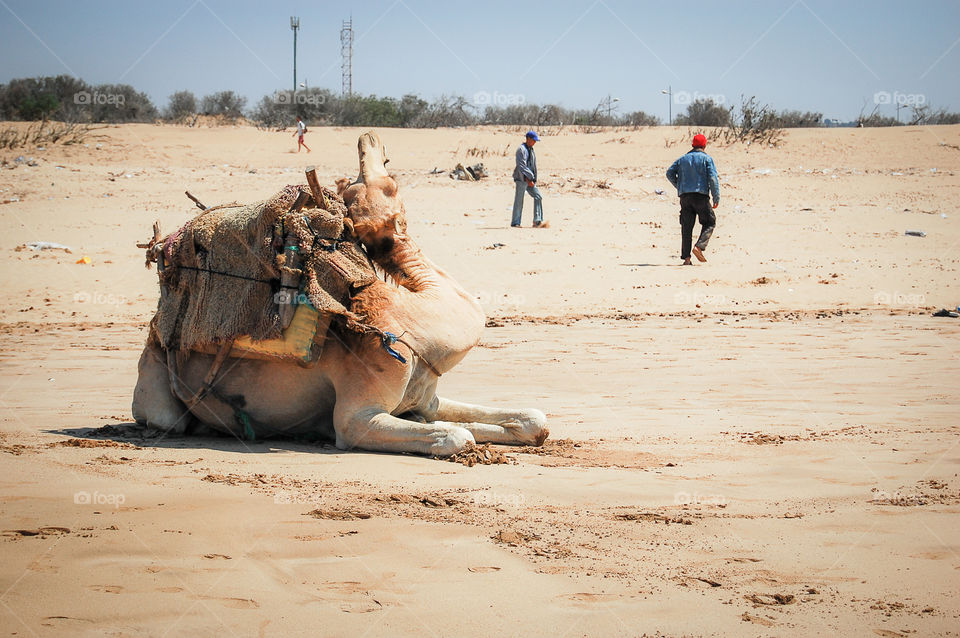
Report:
905,230,926,237
19,241,72,253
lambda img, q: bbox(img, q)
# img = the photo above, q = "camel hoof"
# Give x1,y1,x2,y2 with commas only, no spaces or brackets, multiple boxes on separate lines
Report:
534,427,550,447
518,409,548,446
430,427,475,457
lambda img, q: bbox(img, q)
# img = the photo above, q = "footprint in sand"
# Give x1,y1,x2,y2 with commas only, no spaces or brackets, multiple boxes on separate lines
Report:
198,595,259,609
561,592,619,604
156,586,184,593
339,599,383,613
87,585,123,594
467,566,501,573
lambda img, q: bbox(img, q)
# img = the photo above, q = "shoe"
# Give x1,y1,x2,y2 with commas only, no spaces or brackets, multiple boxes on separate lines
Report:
682,258,693,265
511,224,521,228
533,221,541,227
692,246,706,262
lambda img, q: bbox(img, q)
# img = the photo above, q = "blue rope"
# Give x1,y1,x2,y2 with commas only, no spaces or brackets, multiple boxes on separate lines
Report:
380,331,407,364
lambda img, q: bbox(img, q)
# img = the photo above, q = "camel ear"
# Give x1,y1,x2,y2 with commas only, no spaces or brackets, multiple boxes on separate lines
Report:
341,183,364,207
335,177,352,196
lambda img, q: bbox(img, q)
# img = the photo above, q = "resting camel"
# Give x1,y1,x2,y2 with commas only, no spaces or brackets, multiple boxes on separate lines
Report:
132,132,548,456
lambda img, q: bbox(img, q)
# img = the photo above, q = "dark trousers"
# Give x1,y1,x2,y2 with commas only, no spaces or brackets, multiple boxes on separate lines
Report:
679,193,716,260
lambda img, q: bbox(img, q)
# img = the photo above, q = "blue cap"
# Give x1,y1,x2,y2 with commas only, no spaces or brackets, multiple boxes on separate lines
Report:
525,130,540,141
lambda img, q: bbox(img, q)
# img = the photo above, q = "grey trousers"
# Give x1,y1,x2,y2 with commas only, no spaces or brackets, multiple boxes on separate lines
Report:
511,181,543,226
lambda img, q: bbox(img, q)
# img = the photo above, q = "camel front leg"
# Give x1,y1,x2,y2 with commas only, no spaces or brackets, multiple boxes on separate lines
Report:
334,405,476,457
424,397,548,447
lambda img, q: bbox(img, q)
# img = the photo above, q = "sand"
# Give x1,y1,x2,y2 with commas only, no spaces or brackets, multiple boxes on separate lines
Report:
0,122,958,636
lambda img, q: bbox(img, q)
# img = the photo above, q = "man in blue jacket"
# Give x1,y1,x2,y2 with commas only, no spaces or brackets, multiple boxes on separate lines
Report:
511,131,544,228
666,134,720,264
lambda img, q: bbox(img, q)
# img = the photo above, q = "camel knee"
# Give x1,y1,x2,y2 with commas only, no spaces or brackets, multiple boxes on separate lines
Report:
131,344,189,433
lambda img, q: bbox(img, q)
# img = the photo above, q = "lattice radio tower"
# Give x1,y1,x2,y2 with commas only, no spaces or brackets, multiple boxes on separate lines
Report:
340,18,353,96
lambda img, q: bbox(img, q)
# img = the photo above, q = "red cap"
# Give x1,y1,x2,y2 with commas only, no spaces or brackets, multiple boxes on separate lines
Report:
692,134,707,148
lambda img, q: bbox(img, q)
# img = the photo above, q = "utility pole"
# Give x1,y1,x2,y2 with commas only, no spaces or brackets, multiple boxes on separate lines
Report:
341,17,354,96
290,16,300,94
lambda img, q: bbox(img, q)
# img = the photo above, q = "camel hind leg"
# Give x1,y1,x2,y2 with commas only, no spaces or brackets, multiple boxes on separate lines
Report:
424,397,548,446
132,342,191,433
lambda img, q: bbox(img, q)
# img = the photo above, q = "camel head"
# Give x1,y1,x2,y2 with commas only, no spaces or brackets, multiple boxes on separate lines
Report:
341,132,410,266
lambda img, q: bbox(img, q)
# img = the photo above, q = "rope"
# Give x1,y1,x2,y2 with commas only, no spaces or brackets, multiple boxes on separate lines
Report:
346,320,443,377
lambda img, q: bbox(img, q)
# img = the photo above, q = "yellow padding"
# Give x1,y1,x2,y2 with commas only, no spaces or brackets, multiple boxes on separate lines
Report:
230,303,320,362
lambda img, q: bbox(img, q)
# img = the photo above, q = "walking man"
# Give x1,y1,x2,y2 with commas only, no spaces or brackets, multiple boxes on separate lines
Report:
293,116,311,153
511,131,544,228
666,133,719,264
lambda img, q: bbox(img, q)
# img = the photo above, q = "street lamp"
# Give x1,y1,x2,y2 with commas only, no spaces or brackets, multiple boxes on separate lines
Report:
661,86,672,125
290,16,300,94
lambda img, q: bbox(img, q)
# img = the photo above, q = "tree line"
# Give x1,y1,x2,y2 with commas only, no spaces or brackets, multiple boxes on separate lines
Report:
1,75,957,129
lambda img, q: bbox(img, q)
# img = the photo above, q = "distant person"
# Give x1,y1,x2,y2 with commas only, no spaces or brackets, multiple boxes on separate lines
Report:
666,133,719,265
293,116,311,153
511,131,544,228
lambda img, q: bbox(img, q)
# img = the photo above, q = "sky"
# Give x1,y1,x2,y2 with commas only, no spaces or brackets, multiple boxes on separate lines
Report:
1,0,958,122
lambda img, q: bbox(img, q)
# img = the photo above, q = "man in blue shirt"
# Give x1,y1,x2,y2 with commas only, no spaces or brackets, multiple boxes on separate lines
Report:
666,134,720,265
511,131,544,228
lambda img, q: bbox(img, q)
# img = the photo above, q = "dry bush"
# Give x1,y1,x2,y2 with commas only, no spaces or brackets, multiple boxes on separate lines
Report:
0,119,105,149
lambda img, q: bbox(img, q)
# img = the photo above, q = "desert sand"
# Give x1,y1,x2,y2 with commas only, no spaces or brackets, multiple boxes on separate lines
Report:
0,122,958,637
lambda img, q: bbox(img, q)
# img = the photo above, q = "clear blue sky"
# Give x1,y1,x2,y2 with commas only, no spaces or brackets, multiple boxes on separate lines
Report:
2,0,958,121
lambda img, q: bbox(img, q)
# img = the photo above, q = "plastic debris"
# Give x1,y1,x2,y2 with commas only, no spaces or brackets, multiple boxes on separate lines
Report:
75,256,92,265
24,241,72,252
905,230,926,237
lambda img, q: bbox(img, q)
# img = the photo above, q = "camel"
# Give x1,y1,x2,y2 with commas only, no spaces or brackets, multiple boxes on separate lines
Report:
132,132,548,456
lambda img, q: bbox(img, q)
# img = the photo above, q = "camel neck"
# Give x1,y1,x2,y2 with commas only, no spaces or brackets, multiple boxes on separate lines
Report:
377,237,439,293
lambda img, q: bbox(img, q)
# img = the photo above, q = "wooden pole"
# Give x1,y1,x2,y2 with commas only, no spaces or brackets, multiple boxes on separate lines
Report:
304,166,330,210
